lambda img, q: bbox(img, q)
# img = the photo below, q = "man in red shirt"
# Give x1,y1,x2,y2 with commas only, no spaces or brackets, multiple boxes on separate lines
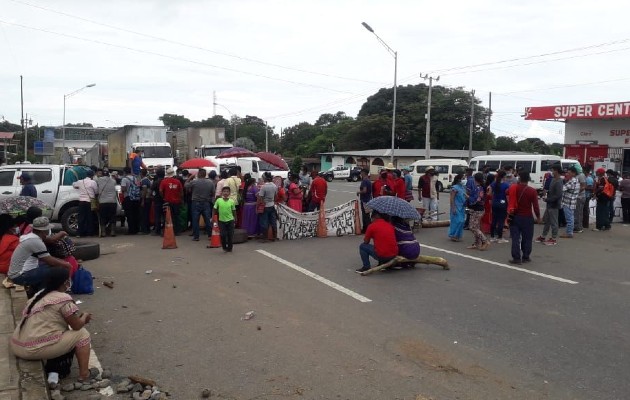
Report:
308,172,328,212
507,172,542,264
393,170,406,199
372,171,395,198
159,168,184,234
356,211,399,273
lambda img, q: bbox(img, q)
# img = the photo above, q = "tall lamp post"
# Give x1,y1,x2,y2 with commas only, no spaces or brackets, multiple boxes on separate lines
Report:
420,74,439,160
362,22,397,164
214,103,237,142
63,83,95,163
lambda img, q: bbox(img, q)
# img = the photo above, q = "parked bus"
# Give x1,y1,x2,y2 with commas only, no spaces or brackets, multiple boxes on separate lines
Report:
469,155,562,190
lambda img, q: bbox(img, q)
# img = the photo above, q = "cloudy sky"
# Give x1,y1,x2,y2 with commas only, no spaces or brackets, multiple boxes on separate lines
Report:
2,0,630,144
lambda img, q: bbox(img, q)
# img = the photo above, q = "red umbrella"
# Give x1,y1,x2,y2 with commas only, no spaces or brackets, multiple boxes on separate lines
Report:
216,147,256,158
179,158,216,169
256,152,289,170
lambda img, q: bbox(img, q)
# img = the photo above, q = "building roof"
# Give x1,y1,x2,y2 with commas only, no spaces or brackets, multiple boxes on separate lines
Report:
319,149,528,158
0,132,15,139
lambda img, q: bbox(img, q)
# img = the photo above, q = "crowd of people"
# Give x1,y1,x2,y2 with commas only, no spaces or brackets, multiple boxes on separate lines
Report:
442,163,624,264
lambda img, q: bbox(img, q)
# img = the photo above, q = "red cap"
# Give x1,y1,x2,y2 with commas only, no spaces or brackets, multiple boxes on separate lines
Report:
596,168,606,175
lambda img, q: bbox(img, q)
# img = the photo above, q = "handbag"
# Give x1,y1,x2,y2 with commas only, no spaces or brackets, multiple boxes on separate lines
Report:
48,237,76,258
90,198,99,211
71,266,94,295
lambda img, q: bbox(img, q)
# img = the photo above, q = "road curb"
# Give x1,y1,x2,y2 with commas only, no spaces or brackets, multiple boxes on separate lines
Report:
2,287,49,400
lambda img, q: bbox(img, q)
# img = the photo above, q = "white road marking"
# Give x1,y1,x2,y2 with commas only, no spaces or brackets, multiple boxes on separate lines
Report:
256,249,372,303
420,244,579,285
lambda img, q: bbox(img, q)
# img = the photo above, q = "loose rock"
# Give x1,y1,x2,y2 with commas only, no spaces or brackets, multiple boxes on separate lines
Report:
61,383,75,392
81,384,93,391
101,369,112,379
51,389,65,400
132,383,144,393
116,383,130,393
87,394,102,400
201,388,211,398
140,389,152,400
89,367,100,378
74,382,83,390
97,379,111,388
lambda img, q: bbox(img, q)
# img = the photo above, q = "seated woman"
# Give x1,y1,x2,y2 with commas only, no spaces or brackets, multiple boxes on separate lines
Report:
10,267,92,383
0,215,19,275
391,217,421,263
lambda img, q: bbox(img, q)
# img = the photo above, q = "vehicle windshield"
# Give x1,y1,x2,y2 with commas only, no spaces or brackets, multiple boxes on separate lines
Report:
202,147,231,157
259,160,284,171
137,146,172,158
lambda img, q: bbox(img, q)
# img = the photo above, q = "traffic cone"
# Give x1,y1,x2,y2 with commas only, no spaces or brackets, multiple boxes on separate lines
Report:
162,207,177,249
207,214,222,248
353,200,362,235
317,201,327,238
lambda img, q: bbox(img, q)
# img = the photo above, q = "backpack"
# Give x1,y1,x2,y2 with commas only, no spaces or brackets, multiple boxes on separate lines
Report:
124,176,141,201
602,178,615,199
71,266,94,295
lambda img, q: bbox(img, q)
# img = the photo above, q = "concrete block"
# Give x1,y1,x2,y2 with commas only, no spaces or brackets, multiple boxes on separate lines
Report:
0,334,19,390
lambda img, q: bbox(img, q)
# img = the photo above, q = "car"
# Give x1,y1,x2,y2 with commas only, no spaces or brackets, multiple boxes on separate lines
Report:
0,164,123,236
323,165,359,182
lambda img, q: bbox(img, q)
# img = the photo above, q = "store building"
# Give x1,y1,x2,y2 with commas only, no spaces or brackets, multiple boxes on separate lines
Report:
525,101,630,172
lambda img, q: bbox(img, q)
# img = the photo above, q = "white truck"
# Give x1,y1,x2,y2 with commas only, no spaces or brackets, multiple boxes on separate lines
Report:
107,125,174,171
0,164,122,236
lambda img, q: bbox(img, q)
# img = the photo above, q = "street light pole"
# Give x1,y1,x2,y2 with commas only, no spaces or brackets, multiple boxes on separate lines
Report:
62,83,95,163
214,102,237,142
362,22,397,164
468,89,476,162
420,74,439,160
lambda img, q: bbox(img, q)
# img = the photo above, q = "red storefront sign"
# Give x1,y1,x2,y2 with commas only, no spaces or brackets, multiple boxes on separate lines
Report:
525,101,630,120
564,144,608,167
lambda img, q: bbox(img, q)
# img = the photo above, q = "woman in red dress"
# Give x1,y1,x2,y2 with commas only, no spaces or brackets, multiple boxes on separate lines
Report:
481,174,495,234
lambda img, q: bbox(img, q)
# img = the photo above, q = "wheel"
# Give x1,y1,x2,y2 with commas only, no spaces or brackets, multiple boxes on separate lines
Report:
326,175,333,182
437,182,444,192
61,206,80,237
233,229,248,244
351,174,359,182
73,241,100,261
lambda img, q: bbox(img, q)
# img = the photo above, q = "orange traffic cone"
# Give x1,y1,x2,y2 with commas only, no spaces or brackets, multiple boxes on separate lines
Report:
354,200,362,235
162,207,177,249
317,201,327,238
207,214,222,248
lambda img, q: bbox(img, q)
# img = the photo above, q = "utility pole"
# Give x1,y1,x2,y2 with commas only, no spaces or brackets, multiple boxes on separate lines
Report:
420,74,439,160
212,91,216,116
468,89,476,162
265,121,268,152
487,92,492,153
20,76,25,162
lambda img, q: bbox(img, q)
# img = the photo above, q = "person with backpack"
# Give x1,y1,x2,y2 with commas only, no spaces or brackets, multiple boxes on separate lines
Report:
593,168,613,231
120,167,141,235
507,172,542,264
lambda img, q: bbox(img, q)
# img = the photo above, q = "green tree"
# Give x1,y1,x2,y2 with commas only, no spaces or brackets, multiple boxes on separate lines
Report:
159,114,192,130
290,156,303,174
233,137,256,151
495,136,519,151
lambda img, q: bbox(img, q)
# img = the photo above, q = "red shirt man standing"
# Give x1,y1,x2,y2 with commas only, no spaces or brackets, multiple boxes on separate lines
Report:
159,168,184,234
308,172,328,212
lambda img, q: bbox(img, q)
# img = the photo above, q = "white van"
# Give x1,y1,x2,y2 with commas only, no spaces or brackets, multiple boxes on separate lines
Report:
409,159,468,191
237,157,289,181
560,159,581,172
469,155,562,190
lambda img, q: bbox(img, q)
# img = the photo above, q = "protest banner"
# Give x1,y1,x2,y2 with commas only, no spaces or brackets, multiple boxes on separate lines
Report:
277,200,359,240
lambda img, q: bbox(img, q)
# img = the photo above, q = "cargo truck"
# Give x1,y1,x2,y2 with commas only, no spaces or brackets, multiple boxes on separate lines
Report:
100,125,174,171
171,127,229,164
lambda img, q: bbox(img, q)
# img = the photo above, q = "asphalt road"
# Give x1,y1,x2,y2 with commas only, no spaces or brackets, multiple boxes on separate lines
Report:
71,180,630,399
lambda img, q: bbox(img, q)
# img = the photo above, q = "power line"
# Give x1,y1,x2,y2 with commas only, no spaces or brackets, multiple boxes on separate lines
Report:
425,38,630,74
497,77,630,95
8,0,386,85
0,19,362,95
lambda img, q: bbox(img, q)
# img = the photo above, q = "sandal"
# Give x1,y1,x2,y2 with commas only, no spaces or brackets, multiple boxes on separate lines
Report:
479,242,490,251
466,244,478,249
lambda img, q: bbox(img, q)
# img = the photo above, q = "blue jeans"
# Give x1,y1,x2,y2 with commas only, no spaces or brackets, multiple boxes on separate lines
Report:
359,243,394,268
259,206,277,233
191,201,212,239
563,205,574,235
11,264,50,290
510,215,534,261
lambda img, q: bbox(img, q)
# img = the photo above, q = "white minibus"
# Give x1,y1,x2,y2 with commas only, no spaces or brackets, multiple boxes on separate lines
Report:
409,159,469,191
469,155,562,190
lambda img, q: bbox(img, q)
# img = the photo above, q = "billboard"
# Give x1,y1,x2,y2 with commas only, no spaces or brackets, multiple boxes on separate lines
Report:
525,101,630,121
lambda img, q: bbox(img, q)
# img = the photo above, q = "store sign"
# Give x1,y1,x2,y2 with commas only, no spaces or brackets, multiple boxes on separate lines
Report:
525,101,630,120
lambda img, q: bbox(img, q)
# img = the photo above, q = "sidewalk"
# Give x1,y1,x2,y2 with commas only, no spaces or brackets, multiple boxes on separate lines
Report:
0,286,48,400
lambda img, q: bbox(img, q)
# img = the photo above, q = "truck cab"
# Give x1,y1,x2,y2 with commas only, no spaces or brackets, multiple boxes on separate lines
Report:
132,142,174,171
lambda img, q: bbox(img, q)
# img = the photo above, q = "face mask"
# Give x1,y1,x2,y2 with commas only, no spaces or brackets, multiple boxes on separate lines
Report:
13,227,20,235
